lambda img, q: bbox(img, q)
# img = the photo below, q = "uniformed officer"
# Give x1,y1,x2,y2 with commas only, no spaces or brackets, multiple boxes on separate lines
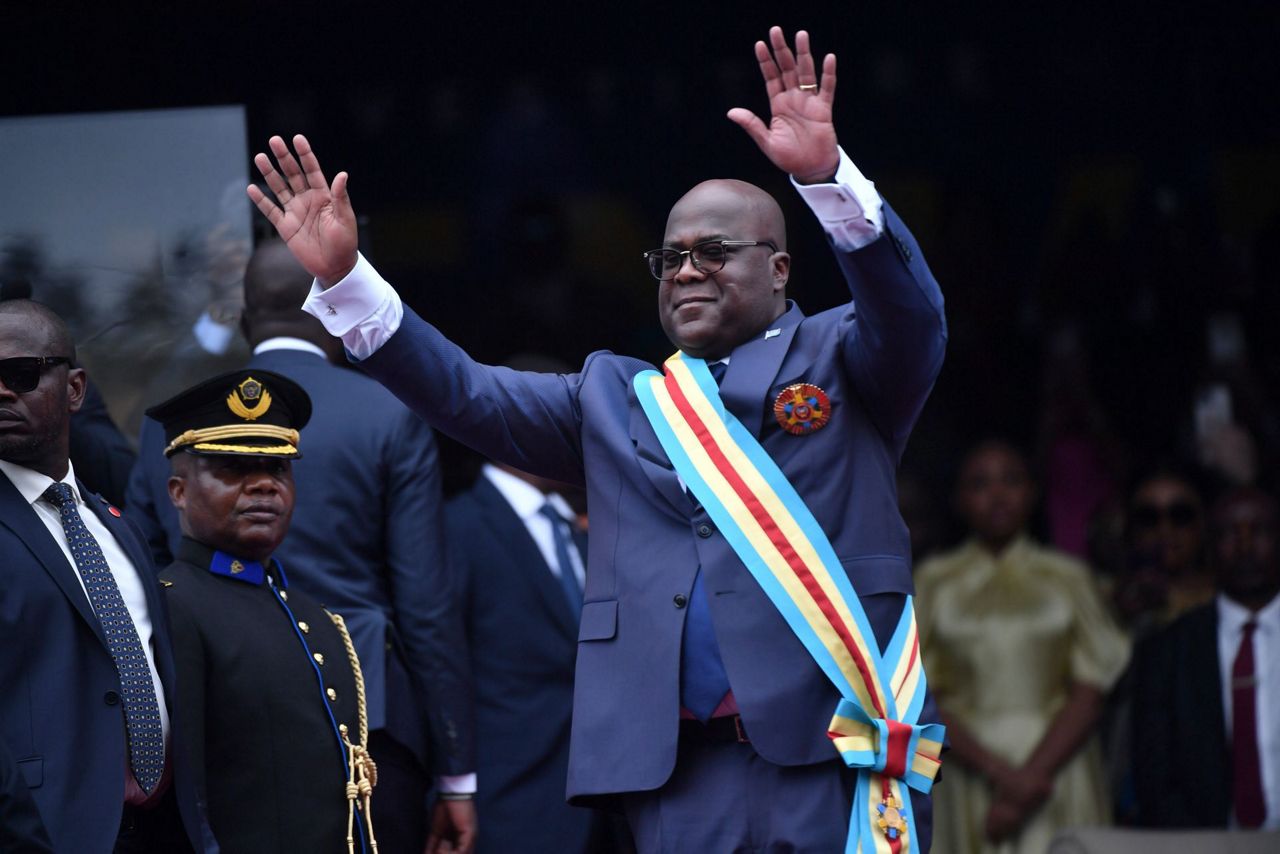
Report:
148,369,378,854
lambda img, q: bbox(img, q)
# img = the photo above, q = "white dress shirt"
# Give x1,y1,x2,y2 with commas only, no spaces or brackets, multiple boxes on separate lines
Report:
0,459,171,747
1218,591,1280,829
482,463,585,590
302,146,886,357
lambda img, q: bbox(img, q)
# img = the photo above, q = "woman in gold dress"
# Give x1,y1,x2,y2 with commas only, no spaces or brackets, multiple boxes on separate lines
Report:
916,440,1130,853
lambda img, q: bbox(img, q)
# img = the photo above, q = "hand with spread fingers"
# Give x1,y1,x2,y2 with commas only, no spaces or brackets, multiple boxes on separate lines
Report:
728,26,840,185
246,134,359,287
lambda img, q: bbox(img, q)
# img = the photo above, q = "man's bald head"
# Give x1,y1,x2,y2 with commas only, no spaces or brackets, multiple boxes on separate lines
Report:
667,179,788,252
0,299,76,363
657,179,791,360
240,239,339,357
0,299,86,479
244,239,314,316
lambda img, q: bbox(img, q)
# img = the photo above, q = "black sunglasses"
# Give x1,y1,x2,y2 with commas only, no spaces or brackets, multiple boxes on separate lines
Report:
1132,500,1200,530
0,357,72,394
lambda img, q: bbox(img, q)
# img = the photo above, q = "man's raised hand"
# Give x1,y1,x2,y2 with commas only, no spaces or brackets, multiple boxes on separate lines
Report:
246,135,359,287
727,27,840,185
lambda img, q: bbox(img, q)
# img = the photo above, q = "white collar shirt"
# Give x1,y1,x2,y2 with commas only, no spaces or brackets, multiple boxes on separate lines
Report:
1217,591,1280,829
482,463,585,589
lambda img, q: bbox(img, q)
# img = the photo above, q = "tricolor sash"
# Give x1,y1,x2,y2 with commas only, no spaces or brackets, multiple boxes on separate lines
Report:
634,352,944,854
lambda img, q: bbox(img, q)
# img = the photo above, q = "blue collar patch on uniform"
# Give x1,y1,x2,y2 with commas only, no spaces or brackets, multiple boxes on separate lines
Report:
209,551,266,585
208,551,289,588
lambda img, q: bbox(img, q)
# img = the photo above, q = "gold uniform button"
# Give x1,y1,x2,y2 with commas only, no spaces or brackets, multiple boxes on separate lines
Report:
313,653,325,665
298,621,310,634
326,688,338,701
280,591,289,601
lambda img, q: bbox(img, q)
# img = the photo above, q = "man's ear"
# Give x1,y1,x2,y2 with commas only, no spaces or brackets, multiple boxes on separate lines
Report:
66,368,87,414
771,252,791,293
167,474,186,512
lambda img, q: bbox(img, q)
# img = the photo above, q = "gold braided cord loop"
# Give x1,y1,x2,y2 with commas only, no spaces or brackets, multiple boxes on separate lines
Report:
329,610,378,854
163,424,300,456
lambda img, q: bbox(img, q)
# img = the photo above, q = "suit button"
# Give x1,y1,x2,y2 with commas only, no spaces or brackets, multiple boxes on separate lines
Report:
298,621,310,634
673,594,688,609
104,691,120,706
697,524,713,538
313,653,325,665
327,688,338,701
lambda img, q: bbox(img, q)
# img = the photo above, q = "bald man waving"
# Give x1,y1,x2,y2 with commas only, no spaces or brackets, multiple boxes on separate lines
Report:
251,27,948,854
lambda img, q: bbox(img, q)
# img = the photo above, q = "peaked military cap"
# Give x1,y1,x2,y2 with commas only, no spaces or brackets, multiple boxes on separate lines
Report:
146,369,311,458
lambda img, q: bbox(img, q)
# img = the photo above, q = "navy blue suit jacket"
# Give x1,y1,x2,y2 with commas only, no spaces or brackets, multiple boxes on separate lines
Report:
355,197,946,828
0,473,217,854
447,475,610,853
126,348,473,774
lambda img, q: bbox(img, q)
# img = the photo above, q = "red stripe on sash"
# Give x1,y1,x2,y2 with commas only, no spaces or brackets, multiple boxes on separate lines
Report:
883,720,913,779
663,370,887,719
894,636,919,702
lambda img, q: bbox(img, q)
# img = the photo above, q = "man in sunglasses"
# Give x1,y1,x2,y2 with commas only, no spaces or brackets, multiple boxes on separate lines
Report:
250,26,946,853
1132,486,1280,830
0,300,216,852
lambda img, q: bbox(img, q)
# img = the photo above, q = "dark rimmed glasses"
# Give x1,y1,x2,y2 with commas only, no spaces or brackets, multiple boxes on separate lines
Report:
0,357,72,394
642,240,779,281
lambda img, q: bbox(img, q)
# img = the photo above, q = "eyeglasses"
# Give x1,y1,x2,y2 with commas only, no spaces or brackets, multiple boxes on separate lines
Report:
0,357,72,394
642,240,778,281
1132,500,1200,530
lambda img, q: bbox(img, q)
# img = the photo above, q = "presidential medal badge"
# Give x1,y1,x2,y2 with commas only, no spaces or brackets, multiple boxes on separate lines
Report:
225,376,273,421
773,383,831,435
877,791,908,841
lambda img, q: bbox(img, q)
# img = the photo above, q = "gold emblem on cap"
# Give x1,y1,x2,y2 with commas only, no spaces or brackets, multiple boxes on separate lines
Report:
226,376,273,422
229,560,244,574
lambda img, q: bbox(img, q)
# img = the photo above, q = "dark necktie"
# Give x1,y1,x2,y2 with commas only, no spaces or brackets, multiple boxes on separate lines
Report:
680,359,732,721
42,483,165,793
538,503,583,618
1232,619,1265,828
708,361,728,385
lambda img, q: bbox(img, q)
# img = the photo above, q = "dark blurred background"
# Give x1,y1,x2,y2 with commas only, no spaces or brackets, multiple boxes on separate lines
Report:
3,0,1279,537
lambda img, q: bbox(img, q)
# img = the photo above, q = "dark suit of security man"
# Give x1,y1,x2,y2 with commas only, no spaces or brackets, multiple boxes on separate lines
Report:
150,369,377,854
0,300,217,854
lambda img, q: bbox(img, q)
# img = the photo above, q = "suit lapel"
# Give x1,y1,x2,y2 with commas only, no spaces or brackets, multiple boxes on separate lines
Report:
719,306,802,438
0,475,106,646
627,304,803,511
81,483,154,585
474,478,578,640
1189,605,1228,777
80,483,179,690
628,380,695,520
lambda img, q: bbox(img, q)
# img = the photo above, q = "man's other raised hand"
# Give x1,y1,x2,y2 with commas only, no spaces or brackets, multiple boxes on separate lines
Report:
728,27,840,185
247,134,359,287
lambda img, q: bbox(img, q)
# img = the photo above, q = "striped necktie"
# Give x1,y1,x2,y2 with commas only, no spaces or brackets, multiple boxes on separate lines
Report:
42,482,165,793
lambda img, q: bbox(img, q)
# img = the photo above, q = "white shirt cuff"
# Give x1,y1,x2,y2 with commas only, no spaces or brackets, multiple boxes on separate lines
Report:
791,147,885,251
437,773,477,795
300,252,404,360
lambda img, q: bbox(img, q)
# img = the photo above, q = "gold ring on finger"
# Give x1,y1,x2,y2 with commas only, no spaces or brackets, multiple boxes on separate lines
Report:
799,83,818,92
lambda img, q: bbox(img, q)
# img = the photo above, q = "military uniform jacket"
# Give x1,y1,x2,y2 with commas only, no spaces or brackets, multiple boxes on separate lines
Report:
161,538,365,854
